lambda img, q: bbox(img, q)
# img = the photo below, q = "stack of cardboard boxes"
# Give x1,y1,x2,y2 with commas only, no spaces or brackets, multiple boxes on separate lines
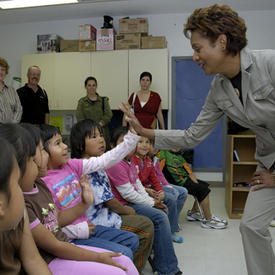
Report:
115,17,167,50
37,34,62,53
37,18,167,53
78,24,97,52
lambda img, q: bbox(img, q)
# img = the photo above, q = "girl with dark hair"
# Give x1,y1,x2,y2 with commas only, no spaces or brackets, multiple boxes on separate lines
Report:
76,76,113,144
70,119,154,273
0,126,51,274
122,71,165,130
121,4,275,275
39,124,141,261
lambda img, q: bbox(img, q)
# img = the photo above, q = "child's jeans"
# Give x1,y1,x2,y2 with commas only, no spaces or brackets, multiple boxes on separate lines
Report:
163,184,188,233
72,225,139,260
128,203,181,275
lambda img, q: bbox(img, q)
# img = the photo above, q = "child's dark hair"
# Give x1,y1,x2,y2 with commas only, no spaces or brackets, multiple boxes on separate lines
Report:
0,137,16,197
0,124,36,176
20,123,41,147
70,119,103,158
110,126,129,147
39,124,61,153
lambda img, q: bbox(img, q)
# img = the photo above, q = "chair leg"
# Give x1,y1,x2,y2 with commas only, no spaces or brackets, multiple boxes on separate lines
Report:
195,197,205,220
148,255,157,273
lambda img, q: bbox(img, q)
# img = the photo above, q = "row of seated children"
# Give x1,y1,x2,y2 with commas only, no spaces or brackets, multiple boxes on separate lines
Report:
0,120,184,275
69,120,183,275
0,123,140,275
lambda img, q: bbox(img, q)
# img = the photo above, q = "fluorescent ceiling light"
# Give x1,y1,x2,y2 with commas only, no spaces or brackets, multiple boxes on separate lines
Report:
0,0,78,9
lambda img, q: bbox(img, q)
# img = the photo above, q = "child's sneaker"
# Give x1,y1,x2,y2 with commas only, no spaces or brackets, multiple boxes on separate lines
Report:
201,217,227,229
187,210,204,221
270,218,275,227
172,233,183,243
212,215,228,225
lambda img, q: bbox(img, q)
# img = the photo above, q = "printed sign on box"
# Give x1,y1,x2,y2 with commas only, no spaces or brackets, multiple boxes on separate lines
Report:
96,29,114,51
79,24,97,40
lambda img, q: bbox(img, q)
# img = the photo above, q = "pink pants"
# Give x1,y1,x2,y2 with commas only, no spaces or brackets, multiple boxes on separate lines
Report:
48,245,138,275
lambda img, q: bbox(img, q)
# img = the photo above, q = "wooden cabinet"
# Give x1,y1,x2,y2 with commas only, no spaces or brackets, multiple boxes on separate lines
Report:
91,50,128,109
21,49,169,110
225,134,257,219
53,52,90,110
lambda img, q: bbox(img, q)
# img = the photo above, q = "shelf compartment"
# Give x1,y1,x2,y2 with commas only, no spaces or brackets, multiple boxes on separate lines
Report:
233,165,256,183
233,136,256,162
231,190,249,218
232,187,250,192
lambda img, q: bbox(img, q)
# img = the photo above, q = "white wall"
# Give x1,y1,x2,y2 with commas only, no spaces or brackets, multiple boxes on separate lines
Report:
1,9,275,82
1,9,274,181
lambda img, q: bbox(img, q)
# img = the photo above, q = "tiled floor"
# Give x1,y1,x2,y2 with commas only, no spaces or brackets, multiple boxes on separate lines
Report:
143,186,275,275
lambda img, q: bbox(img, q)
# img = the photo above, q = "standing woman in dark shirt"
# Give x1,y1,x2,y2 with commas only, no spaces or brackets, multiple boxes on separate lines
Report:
76,76,113,144
122,72,165,129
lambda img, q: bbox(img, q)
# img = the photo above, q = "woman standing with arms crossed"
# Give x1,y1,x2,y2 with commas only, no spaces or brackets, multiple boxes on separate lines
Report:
122,72,165,129
76,77,113,144
122,4,275,275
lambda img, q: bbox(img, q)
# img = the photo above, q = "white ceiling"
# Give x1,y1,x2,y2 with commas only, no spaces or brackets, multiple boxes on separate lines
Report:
1,0,275,25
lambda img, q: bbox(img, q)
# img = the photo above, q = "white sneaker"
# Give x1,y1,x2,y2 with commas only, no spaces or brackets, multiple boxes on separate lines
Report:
270,218,275,227
201,217,227,229
212,215,228,225
187,210,204,221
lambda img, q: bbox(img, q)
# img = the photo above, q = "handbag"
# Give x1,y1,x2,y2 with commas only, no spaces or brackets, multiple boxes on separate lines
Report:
130,92,137,114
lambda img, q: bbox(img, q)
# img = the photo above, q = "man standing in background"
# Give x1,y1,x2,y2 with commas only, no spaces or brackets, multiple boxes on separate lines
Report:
0,57,22,123
17,65,50,124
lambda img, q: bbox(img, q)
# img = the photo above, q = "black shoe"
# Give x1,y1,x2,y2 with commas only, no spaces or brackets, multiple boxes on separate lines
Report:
175,271,183,275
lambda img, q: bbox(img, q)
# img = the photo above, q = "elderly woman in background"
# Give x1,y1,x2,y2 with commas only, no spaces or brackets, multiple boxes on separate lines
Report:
0,57,22,123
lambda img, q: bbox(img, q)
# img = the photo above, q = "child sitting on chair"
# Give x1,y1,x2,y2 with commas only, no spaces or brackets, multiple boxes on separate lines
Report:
131,136,187,242
157,149,228,230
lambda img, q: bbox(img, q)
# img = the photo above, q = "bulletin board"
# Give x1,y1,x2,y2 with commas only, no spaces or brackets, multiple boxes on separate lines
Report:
171,57,225,171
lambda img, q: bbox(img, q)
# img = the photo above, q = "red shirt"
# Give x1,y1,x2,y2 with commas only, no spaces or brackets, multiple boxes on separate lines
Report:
128,91,161,129
131,155,163,193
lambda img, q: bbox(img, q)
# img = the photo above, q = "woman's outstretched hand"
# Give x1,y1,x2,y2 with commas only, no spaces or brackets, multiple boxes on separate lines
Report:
120,101,143,135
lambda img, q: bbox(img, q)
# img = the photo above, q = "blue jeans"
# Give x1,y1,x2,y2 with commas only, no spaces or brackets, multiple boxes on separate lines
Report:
163,184,188,233
128,203,180,275
72,225,138,260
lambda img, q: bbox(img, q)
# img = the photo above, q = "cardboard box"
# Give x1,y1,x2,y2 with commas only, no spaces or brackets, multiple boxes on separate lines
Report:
79,40,96,52
119,18,148,34
141,36,167,49
60,40,79,52
79,24,97,40
96,29,114,51
115,33,141,50
37,34,62,53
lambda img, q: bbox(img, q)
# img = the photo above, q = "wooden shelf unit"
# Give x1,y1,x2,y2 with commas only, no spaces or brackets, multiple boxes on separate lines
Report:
225,134,257,219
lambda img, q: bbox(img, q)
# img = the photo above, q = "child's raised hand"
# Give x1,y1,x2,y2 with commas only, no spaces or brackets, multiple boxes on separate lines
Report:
98,252,127,271
80,174,94,205
120,101,143,135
